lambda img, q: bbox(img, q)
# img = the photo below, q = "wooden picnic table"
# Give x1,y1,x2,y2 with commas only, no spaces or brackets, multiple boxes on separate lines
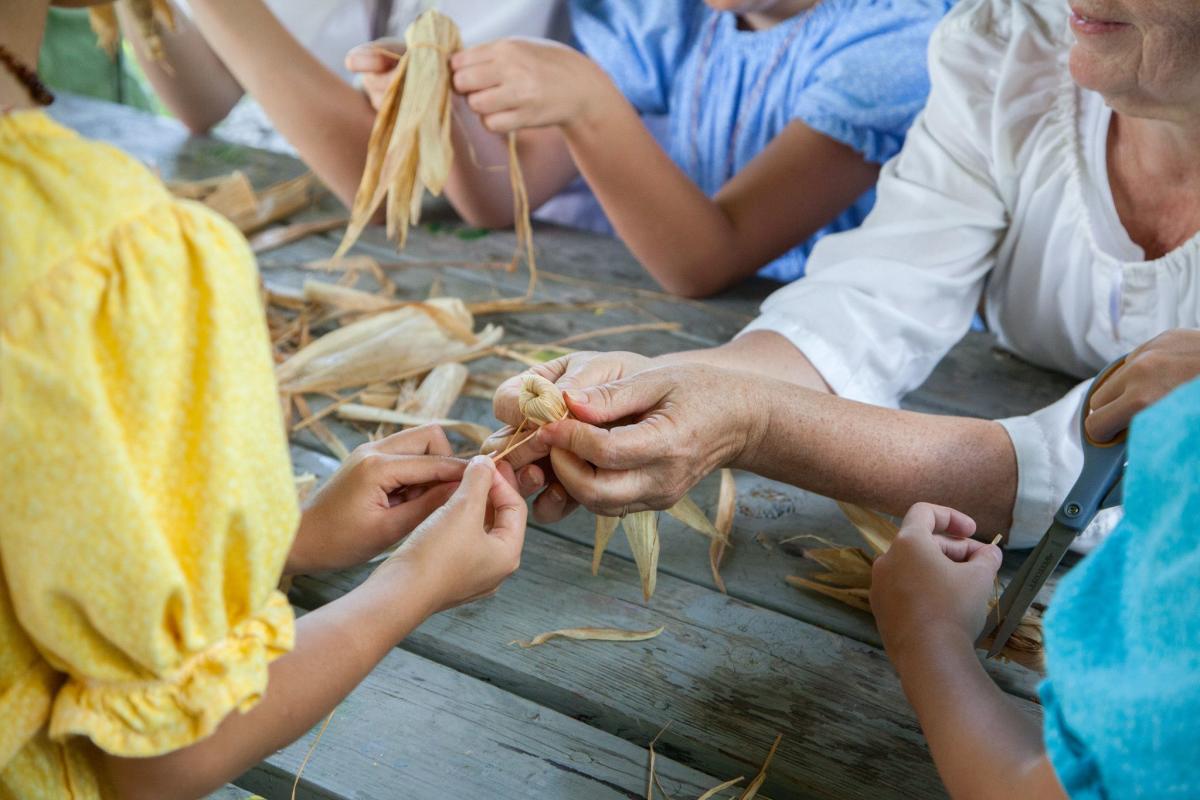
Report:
53,93,1080,800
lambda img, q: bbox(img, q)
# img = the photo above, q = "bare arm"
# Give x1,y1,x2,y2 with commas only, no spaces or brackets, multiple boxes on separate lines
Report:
870,504,1067,800
184,0,377,208
451,39,879,297
564,96,879,297
118,0,243,134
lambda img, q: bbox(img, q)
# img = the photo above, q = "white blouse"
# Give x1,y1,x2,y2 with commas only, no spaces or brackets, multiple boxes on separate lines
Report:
741,0,1200,548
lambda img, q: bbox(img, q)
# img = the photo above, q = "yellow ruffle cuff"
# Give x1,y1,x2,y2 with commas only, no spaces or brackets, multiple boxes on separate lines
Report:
47,592,295,757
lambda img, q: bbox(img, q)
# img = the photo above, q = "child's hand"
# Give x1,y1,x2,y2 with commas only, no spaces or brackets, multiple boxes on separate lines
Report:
378,455,527,612
1085,329,1200,443
450,38,617,134
870,503,1002,662
287,426,467,575
345,38,406,111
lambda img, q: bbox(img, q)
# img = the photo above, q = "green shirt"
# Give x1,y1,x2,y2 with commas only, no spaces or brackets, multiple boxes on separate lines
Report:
38,8,158,113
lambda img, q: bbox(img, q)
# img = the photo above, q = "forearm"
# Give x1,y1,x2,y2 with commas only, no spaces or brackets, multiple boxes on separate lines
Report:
738,374,1016,535
186,0,375,208
118,0,242,134
891,630,1064,800
654,331,832,392
562,90,750,297
104,563,433,800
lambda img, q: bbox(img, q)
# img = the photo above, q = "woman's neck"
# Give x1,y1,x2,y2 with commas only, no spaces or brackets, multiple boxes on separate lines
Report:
740,0,820,31
0,1,51,111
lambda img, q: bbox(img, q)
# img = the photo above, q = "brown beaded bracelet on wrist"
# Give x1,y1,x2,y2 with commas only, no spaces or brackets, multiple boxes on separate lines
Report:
0,43,55,107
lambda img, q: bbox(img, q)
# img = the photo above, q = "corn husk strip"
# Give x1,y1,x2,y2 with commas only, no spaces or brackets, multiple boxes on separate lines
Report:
276,298,501,393
294,394,350,461
294,472,318,503
737,734,782,800
785,576,874,614
709,469,737,593
836,500,897,555
510,625,665,649
623,512,660,602
665,494,727,544
250,216,347,254
168,172,259,223
88,5,120,55
248,173,319,230
697,776,745,800
646,722,671,800
593,515,620,575
303,280,398,314
801,547,873,587
336,404,490,445
406,362,468,418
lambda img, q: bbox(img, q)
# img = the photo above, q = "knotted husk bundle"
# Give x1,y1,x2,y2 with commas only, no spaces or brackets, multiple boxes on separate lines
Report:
275,297,501,394
89,0,176,61
787,502,1045,671
487,376,732,601
334,11,461,258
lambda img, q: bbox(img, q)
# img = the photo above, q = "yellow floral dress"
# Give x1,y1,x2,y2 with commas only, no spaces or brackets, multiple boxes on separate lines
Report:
0,111,298,799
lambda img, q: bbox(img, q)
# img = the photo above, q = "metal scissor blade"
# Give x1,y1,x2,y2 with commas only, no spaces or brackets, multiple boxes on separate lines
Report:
979,521,1078,657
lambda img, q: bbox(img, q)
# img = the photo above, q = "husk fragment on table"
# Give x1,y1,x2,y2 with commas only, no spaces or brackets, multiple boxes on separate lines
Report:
788,502,1045,670
276,298,501,394
335,403,491,445
510,625,665,649
168,172,320,235
406,363,468,419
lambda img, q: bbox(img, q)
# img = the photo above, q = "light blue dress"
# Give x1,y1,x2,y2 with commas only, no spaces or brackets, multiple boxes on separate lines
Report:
569,0,954,283
1040,377,1200,798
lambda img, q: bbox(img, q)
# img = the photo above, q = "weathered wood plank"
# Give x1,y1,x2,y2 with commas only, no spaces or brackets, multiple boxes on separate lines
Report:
204,787,259,800
233,613,718,800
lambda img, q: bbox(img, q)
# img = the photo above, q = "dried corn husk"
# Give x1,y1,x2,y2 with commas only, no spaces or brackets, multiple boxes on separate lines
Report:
789,502,1045,670
407,362,468,418
593,515,620,575
665,494,727,544
276,298,501,394
335,403,491,445
294,472,318,503
738,734,782,800
697,777,745,800
519,374,568,425
709,469,737,593
335,11,460,258
89,0,176,60
510,625,665,649
623,511,660,602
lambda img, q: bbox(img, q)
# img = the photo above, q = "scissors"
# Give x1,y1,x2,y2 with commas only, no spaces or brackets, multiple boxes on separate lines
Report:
976,356,1130,657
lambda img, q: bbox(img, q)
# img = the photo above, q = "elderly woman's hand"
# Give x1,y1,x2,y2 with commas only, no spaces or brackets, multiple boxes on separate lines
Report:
532,363,767,516
870,503,1002,663
1086,329,1200,443
485,351,654,522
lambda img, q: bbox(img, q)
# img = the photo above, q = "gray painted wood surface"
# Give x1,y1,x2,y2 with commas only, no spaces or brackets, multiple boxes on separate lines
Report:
55,94,1078,800
236,612,721,800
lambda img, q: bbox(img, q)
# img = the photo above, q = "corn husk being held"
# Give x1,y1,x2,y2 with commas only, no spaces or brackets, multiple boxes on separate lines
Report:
788,502,1045,670
335,11,460,258
276,297,501,394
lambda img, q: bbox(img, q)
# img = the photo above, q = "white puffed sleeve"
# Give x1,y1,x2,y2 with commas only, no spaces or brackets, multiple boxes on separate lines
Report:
740,1,1011,407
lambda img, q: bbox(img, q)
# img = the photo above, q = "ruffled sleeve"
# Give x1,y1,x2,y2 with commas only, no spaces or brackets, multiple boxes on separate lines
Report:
0,191,298,757
569,0,705,115
788,0,954,164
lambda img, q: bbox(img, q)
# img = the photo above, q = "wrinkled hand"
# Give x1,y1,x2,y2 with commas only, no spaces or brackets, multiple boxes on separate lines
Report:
485,351,654,522
534,363,762,516
287,426,465,575
870,503,1002,661
1086,329,1200,443
450,38,617,134
345,38,406,111
376,455,527,612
